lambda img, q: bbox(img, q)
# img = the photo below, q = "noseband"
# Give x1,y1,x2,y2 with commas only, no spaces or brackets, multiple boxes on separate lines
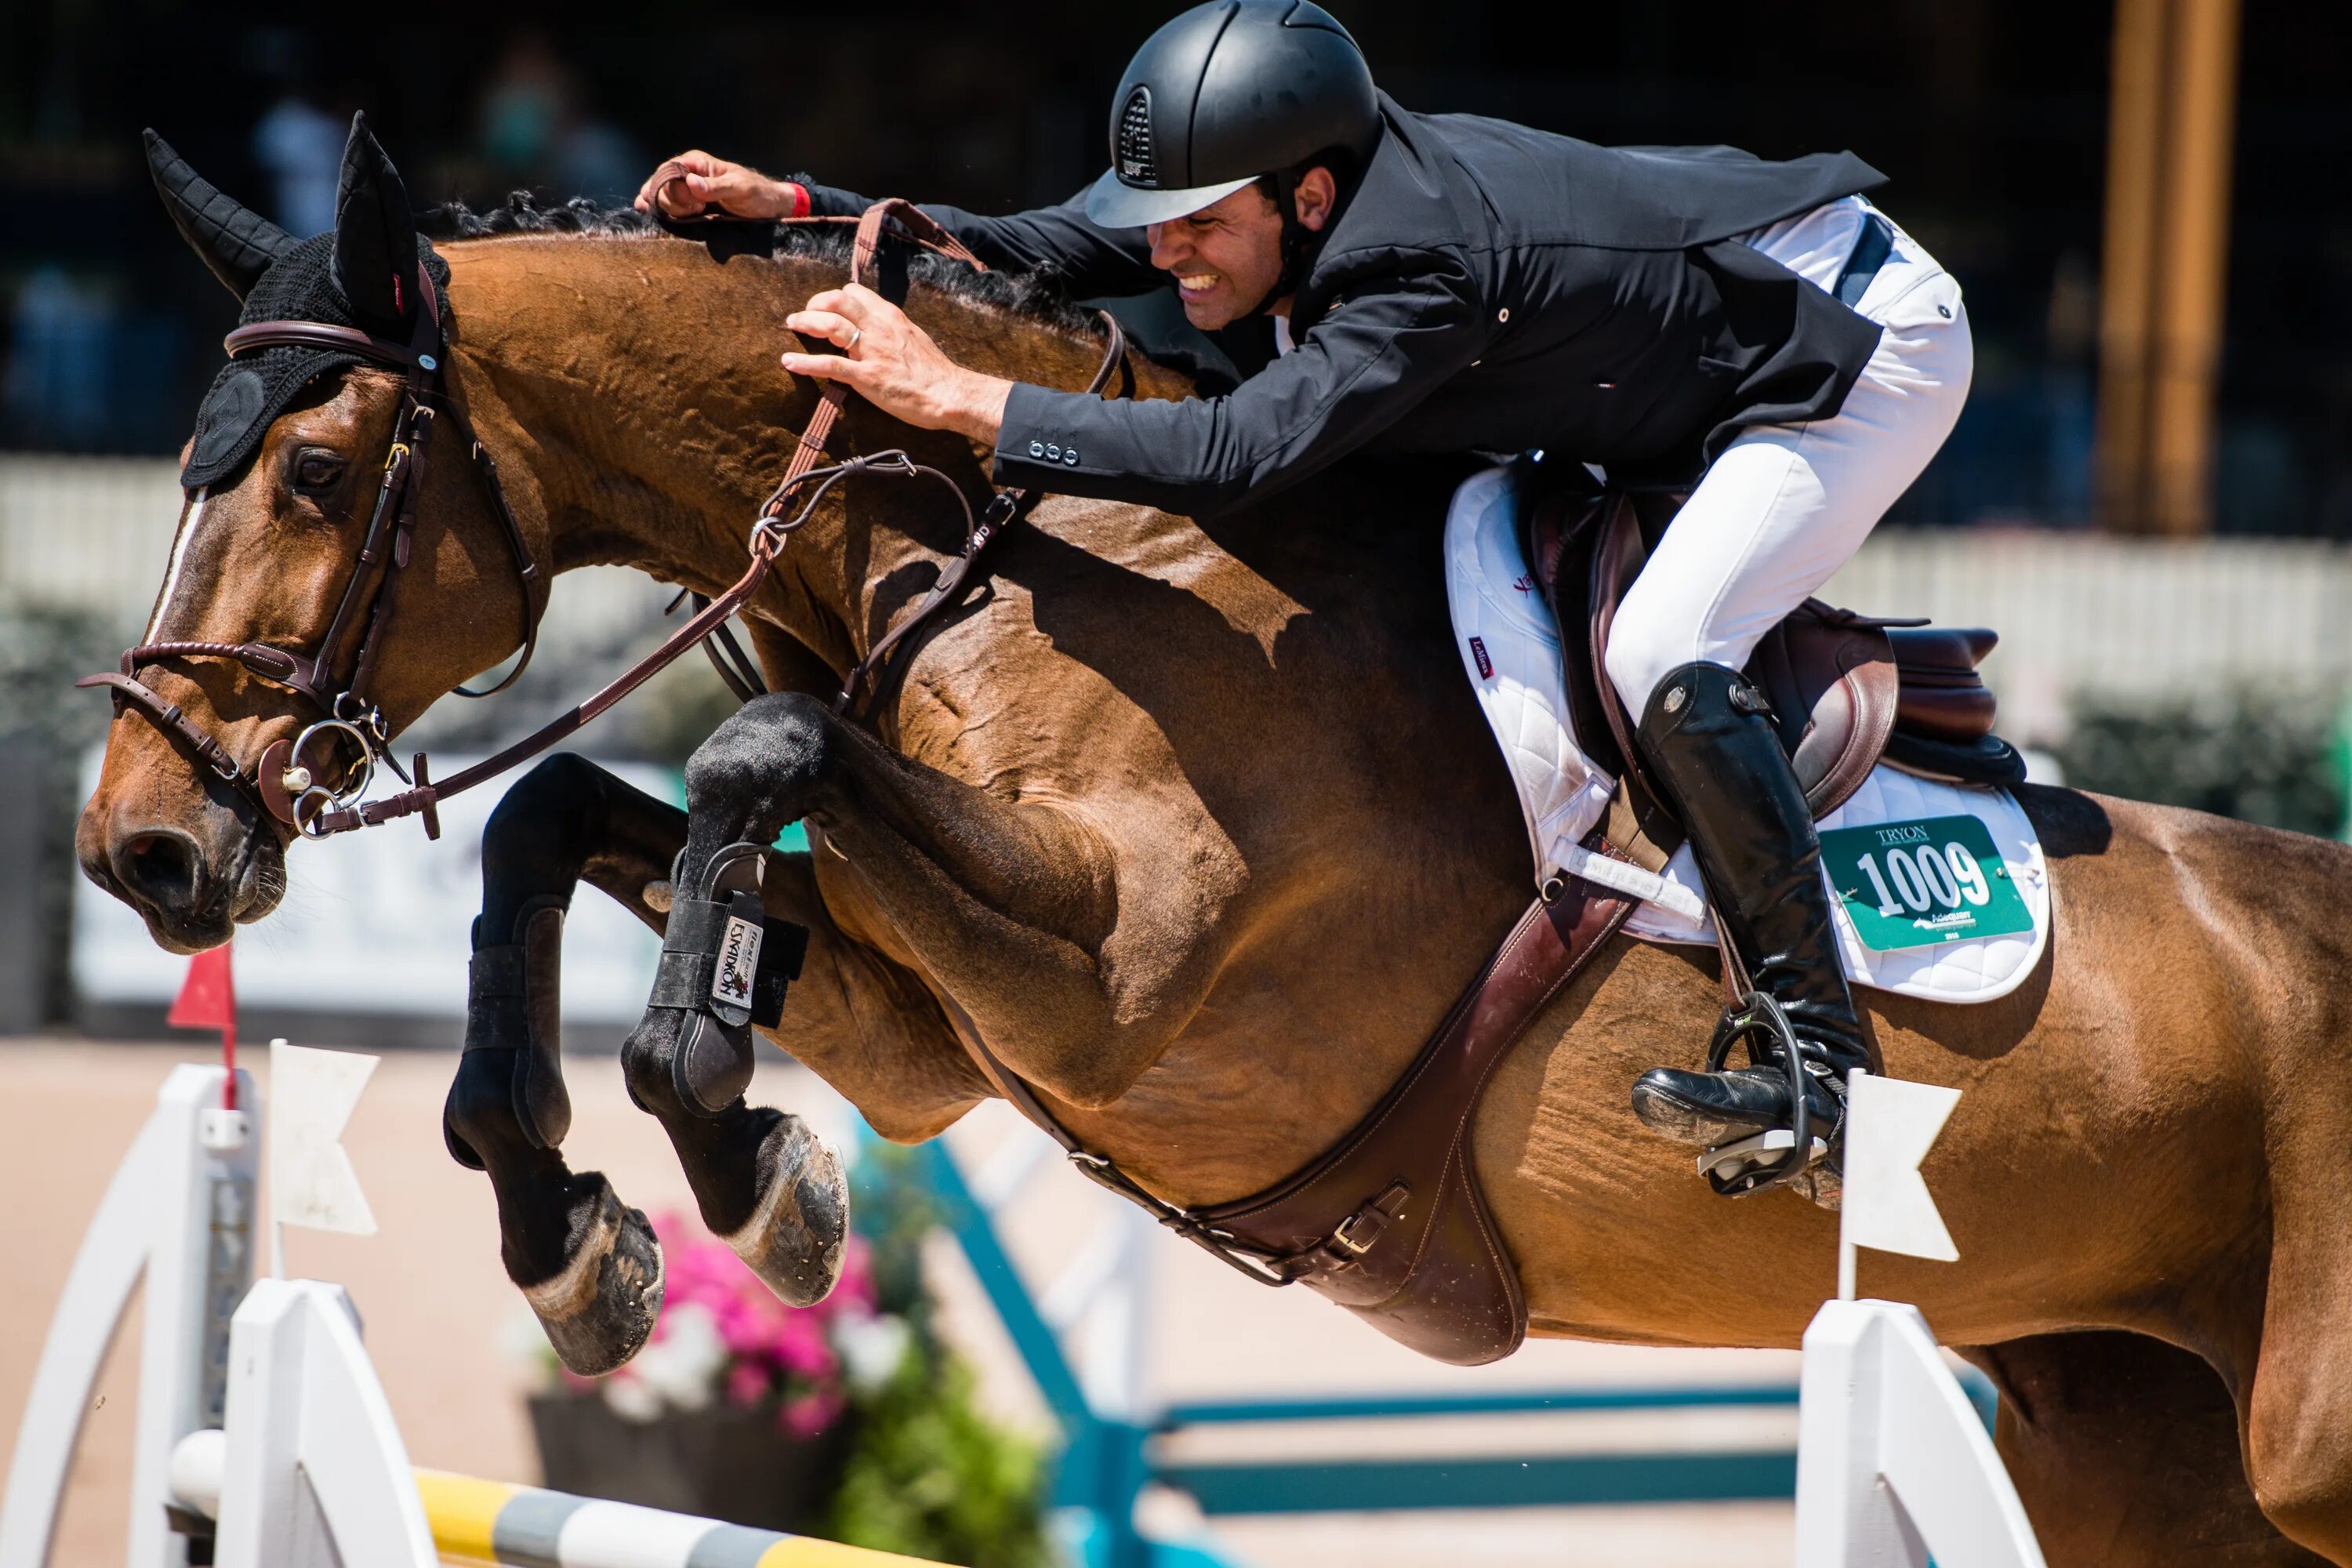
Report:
85,198,1127,841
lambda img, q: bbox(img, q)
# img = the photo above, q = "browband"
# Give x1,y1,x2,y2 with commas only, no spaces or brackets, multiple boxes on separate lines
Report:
223,319,422,365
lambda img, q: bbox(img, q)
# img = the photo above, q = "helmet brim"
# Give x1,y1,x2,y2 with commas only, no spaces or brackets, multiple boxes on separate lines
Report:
1083,169,1260,230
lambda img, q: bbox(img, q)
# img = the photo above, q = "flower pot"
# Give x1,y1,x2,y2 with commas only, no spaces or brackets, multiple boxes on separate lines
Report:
527,1392,856,1532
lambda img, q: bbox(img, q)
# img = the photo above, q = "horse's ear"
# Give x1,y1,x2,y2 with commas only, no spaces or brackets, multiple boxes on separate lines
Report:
331,113,419,334
143,129,294,301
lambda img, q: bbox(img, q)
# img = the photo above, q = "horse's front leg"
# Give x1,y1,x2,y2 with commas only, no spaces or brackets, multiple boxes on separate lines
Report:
444,753,684,1375
654,691,1159,1105
623,688,1161,1304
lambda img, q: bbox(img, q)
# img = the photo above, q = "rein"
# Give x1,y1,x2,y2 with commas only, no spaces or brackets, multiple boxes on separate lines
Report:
87,198,1127,841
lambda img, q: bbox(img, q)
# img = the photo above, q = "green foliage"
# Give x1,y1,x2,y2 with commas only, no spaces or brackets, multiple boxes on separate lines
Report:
618,654,746,769
0,600,115,1022
824,1341,1052,1568
850,1141,948,1327
0,598,110,752
829,1139,1052,1568
2050,690,2349,839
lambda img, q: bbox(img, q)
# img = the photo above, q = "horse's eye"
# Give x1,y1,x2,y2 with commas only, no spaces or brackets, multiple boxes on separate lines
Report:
292,450,344,495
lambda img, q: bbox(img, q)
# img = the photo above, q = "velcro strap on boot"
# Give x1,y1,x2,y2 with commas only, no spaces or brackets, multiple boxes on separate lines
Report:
650,895,811,1028
650,891,764,1025
463,945,528,1051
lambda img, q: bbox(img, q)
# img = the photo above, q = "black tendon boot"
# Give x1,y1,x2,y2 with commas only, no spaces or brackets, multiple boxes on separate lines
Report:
1626,662,1874,1198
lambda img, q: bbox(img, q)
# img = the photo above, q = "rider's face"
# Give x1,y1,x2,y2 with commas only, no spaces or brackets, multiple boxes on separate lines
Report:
1147,184,1287,331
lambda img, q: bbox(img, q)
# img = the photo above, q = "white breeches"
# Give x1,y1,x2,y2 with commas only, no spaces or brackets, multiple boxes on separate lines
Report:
1602,210,1975,717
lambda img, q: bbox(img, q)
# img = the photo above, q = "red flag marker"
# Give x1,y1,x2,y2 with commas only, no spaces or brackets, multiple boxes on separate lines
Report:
169,942,238,1109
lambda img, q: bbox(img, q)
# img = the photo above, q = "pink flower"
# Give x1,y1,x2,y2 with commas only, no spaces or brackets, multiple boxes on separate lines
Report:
725,1360,771,1408
822,1239,879,1316
773,1312,838,1379
782,1387,846,1438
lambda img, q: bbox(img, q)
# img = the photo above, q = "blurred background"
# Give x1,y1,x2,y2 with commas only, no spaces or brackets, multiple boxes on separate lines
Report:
0,1,2343,1564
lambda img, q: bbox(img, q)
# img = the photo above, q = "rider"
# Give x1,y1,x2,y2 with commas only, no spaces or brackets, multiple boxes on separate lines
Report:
636,0,1972,1191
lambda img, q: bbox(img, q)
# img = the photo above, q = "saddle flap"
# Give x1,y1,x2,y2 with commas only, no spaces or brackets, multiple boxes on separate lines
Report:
1501,467,2009,840
1748,601,1901,818
1587,494,1650,786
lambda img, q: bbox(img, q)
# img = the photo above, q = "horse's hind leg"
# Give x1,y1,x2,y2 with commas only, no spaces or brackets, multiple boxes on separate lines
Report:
1965,1332,2323,1568
2240,1194,2352,1563
443,754,685,1376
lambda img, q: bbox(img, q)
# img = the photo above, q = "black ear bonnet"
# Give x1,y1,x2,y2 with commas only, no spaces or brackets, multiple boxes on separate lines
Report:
154,114,447,490
180,231,449,489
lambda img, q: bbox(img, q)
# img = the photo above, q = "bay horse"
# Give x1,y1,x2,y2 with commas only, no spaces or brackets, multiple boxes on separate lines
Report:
78,125,2351,1566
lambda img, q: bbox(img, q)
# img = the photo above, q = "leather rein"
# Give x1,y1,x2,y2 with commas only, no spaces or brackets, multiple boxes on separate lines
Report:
85,198,1128,843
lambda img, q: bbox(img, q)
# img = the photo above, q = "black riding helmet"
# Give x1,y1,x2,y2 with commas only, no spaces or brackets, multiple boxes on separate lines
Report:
1086,1,1381,256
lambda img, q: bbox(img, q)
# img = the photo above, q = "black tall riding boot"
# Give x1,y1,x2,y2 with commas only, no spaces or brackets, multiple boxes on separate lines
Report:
1625,662,1873,1193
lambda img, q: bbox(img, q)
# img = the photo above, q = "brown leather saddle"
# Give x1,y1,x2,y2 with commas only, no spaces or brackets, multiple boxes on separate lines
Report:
1530,485,2023,875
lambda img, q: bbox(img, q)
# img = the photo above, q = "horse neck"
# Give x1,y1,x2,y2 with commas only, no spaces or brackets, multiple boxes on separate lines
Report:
438,233,1146,684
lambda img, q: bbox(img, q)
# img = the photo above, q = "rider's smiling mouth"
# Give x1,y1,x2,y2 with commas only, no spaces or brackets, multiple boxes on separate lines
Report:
1175,273,1219,295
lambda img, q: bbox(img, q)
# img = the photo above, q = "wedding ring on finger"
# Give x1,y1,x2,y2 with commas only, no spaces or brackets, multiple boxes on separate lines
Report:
844,326,863,350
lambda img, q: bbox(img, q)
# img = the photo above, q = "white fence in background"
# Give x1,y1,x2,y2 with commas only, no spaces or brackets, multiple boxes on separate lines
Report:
1820,530,2352,731
0,456,184,624
10,454,2352,730
0,455,666,649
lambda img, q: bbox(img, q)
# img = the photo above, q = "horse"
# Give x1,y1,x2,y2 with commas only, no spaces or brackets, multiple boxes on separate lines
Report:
78,122,2351,1566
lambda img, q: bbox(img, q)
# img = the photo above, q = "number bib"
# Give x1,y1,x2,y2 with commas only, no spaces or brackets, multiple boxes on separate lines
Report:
1818,815,2036,953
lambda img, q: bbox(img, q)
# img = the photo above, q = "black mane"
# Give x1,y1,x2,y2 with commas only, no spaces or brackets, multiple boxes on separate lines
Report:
419,189,1104,339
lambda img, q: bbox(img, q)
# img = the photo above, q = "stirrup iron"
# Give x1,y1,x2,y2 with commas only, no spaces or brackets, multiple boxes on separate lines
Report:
1697,989,1837,1197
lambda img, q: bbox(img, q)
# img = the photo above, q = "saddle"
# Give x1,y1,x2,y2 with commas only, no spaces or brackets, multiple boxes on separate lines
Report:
1177,482,2026,1367
1528,485,2024,872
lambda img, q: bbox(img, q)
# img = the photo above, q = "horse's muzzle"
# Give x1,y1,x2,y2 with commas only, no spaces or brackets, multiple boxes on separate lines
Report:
77,789,283,954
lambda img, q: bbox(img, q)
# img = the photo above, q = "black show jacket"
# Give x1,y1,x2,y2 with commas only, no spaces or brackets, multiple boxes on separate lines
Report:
801,94,1889,516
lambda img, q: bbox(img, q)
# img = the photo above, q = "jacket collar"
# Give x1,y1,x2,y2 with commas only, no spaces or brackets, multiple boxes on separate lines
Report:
1288,95,1475,336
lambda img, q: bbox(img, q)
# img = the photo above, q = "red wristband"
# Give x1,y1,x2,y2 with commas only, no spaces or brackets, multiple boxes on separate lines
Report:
781,181,811,220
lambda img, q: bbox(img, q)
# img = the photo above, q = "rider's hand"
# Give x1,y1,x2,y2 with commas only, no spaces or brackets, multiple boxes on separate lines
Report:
633,151,800,221
783,284,1012,446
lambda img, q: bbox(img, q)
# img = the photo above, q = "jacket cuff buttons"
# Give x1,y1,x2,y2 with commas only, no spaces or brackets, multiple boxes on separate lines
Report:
1025,440,1081,467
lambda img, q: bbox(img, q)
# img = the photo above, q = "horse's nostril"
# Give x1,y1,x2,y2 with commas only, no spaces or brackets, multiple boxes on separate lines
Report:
118,829,203,915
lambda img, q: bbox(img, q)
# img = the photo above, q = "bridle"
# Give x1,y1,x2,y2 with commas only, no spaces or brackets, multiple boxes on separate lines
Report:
85,197,1127,842
80,260,539,837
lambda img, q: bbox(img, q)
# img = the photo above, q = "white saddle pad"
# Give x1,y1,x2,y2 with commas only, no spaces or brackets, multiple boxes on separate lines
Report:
1443,465,2050,1004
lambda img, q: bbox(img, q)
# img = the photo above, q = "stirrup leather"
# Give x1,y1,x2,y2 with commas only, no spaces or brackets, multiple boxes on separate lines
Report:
646,840,810,1115
1693,991,1845,1197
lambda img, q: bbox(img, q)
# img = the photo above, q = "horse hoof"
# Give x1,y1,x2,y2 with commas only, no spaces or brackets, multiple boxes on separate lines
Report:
724,1112,848,1307
520,1180,666,1376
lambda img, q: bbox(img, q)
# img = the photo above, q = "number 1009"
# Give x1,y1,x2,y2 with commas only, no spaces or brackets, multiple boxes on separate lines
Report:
1856,843,1992,917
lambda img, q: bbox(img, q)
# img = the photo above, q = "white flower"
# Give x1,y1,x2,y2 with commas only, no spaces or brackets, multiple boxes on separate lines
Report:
833,1312,911,1393
601,1373,665,1424
628,1301,726,1414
